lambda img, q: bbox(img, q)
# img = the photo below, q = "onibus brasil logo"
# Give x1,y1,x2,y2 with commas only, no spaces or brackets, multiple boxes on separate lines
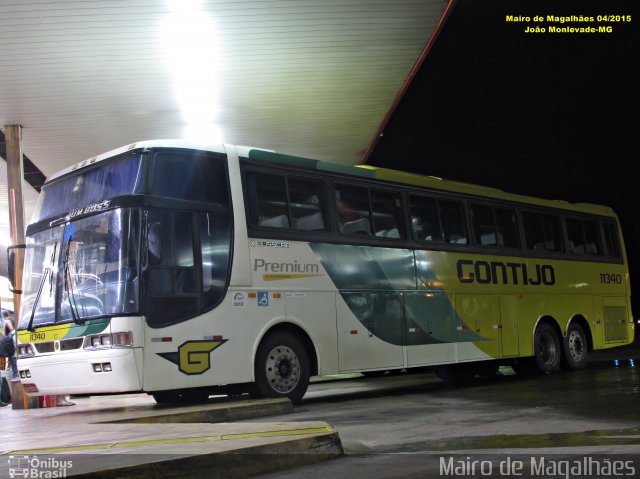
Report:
8,455,73,478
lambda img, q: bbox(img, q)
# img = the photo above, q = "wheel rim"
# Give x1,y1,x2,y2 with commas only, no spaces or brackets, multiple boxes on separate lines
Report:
567,330,585,362
537,330,558,368
265,345,300,394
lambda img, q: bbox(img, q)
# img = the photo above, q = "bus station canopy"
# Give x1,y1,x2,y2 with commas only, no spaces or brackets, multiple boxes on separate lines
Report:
0,0,451,275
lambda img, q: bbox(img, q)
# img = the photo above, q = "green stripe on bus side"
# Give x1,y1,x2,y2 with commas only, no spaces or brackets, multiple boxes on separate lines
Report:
72,318,111,338
309,243,484,346
247,149,376,179
248,149,320,169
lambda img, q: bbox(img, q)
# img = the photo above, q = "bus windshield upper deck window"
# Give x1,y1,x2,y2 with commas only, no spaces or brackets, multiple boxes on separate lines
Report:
34,153,143,223
150,150,229,206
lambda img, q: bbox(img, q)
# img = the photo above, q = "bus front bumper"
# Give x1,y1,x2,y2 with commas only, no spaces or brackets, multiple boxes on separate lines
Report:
17,348,143,396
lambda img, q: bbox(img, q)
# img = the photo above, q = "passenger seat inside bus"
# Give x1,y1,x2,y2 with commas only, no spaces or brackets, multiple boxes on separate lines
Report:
375,228,400,238
260,214,290,228
294,212,324,230
341,217,371,235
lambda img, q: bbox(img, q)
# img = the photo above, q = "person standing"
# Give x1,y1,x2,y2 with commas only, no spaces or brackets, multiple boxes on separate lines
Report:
1,310,17,379
1,310,15,406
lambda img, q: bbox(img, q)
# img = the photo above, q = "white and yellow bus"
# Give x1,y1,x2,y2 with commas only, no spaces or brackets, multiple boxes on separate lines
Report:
11,140,634,404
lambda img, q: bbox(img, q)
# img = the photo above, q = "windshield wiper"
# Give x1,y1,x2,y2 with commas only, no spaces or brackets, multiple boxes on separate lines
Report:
27,242,58,332
26,268,50,332
63,237,84,326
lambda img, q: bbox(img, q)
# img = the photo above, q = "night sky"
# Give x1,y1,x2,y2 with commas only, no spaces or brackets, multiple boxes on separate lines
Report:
368,0,640,313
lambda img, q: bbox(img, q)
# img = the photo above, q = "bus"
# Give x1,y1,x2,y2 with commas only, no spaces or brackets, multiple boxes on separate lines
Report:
10,140,634,404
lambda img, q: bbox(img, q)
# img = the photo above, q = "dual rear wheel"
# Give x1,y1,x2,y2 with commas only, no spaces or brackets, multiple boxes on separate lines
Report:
513,321,588,376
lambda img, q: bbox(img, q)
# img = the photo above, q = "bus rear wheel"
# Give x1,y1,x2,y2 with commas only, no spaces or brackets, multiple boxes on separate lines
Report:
533,322,561,374
561,322,588,370
253,332,310,404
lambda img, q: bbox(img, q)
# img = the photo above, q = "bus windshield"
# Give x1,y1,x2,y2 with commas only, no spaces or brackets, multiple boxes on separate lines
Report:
19,208,140,329
32,153,143,223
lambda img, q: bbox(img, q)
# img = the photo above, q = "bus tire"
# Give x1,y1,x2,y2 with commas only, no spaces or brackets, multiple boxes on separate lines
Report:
561,322,588,370
253,332,310,404
533,322,561,374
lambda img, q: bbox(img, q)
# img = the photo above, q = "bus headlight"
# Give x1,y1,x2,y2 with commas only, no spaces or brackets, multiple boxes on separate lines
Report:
113,332,132,346
85,332,133,349
18,345,35,357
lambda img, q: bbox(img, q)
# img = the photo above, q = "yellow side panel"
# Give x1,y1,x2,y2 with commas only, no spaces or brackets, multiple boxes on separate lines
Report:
456,294,500,359
500,295,519,357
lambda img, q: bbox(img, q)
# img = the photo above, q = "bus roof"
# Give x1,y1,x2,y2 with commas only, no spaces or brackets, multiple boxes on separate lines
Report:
47,140,615,218
244,147,616,218
48,139,227,182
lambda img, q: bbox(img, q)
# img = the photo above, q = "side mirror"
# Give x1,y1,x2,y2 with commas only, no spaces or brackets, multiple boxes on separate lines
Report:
6,244,26,294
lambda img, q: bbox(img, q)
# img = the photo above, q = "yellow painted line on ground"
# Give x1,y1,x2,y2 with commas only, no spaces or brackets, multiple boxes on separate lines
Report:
10,426,335,454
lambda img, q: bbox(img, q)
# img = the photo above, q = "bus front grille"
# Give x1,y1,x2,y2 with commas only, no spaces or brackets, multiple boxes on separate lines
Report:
34,338,85,353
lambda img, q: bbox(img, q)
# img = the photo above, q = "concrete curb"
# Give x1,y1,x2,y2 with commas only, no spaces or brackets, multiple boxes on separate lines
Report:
68,432,343,479
0,397,344,478
101,398,293,424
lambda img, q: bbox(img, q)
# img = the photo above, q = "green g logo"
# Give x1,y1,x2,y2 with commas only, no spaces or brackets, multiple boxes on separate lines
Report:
158,340,227,375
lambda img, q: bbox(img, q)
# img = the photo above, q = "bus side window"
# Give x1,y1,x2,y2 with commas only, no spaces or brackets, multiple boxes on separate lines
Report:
523,211,544,250
566,218,585,254
151,151,229,206
199,211,231,309
471,204,496,246
147,222,163,265
495,207,519,248
246,172,289,228
335,185,371,235
542,214,564,252
583,220,602,255
524,212,563,253
289,178,326,231
439,200,467,245
603,222,621,258
409,195,442,242
371,190,404,239
145,210,198,327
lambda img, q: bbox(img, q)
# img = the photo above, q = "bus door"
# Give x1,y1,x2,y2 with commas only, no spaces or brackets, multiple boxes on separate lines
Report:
404,291,457,367
500,295,519,357
336,291,404,371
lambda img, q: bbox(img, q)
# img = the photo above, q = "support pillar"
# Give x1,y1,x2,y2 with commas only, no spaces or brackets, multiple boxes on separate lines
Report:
4,125,30,409
4,125,25,316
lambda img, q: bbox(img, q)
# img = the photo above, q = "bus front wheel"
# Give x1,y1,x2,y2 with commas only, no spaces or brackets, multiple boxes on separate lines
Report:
253,332,310,404
533,322,561,374
561,322,588,370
